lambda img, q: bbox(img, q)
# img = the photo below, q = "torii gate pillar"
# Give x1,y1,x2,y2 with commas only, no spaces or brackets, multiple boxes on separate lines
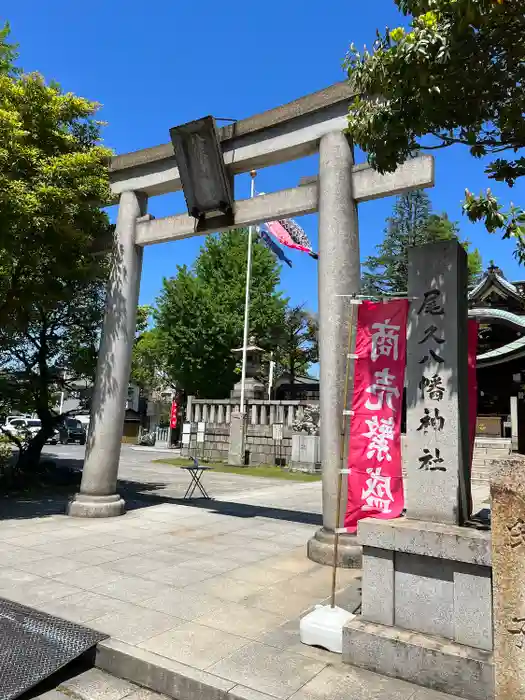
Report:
68,191,147,517
307,131,361,567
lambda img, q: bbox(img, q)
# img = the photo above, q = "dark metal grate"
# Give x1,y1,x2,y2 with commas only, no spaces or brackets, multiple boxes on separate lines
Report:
0,597,107,700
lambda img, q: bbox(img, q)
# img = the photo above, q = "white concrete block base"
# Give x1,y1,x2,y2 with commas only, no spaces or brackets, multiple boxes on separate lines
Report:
300,605,355,654
67,493,126,518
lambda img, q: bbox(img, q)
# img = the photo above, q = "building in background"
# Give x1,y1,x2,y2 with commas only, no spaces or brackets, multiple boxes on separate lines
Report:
273,373,319,400
469,265,525,437
57,380,147,442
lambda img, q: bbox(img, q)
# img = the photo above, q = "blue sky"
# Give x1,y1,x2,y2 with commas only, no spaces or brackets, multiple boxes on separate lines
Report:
4,0,525,312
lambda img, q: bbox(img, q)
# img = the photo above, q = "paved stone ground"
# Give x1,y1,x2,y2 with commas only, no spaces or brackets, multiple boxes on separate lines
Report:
4,445,488,700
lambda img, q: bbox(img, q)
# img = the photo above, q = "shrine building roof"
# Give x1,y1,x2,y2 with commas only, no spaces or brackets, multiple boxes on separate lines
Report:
468,264,525,310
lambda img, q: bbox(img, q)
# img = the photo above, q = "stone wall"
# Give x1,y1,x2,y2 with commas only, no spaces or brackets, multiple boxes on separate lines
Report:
182,423,230,463
182,397,317,466
182,422,293,465
245,424,292,465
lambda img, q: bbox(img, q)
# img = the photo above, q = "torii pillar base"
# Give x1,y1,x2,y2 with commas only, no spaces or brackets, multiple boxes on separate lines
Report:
307,528,362,569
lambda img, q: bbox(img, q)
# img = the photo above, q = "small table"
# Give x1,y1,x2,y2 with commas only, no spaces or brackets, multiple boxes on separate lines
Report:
181,460,213,499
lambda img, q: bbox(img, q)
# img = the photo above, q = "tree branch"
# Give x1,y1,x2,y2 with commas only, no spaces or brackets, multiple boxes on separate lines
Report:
9,349,38,371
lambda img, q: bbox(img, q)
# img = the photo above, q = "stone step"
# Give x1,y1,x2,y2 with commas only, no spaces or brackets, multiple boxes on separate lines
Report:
468,441,516,482
471,461,506,470
96,638,462,700
476,447,516,453
96,639,276,700
31,667,169,700
474,441,512,452
476,442,512,447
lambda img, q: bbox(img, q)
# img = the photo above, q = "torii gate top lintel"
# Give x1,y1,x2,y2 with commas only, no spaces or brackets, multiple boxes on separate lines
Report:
108,81,434,248
110,81,355,176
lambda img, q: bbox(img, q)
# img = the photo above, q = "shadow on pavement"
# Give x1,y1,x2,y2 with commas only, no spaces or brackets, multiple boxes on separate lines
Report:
1,456,322,527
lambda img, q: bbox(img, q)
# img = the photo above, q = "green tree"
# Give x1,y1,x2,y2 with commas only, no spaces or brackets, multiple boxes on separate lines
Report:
0,23,17,74
0,276,108,470
130,306,172,393
361,190,482,295
0,25,111,473
135,305,151,337
271,306,318,386
155,229,286,398
425,216,483,285
344,0,525,260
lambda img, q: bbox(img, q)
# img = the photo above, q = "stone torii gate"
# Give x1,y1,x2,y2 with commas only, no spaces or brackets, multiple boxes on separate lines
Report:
68,82,434,566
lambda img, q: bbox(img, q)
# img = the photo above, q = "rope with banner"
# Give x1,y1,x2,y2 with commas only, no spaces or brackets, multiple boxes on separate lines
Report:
330,300,357,608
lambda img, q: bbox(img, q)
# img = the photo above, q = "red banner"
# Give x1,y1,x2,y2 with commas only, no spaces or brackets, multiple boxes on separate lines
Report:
344,300,409,532
468,320,478,469
170,401,178,430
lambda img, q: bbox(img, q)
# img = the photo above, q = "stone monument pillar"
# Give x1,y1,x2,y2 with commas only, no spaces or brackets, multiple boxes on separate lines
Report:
68,190,147,517
307,130,361,568
492,463,525,700
228,339,264,466
228,412,246,466
342,241,493,700
404,239,471,524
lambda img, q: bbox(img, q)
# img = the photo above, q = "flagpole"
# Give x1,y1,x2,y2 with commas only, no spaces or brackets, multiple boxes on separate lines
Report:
268,352,275,400
240,170,257,414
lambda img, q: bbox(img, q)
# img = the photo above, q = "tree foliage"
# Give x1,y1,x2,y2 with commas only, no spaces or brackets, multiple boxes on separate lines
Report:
344,0,525,260
0,25,112,472
361,190,482,295
271,305,318,385
0,23,17,75
130,306,172,393
154,229,287,398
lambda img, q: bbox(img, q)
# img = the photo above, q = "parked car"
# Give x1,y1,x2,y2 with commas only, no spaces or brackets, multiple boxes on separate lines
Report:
2,417,58,444
58,418,86,445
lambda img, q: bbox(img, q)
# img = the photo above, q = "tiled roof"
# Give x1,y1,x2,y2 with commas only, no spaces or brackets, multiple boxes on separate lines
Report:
468,271,520,301
470,307,525,366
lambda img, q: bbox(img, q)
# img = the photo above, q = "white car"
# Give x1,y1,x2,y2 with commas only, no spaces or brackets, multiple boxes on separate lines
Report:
2,417,58,444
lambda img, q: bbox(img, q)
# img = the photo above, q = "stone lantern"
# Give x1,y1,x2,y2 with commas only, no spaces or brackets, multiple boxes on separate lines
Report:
230,337,265,400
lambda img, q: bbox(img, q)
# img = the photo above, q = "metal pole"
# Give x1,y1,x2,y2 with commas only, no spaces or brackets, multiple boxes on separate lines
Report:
268,352,275,400
240,170,257,414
